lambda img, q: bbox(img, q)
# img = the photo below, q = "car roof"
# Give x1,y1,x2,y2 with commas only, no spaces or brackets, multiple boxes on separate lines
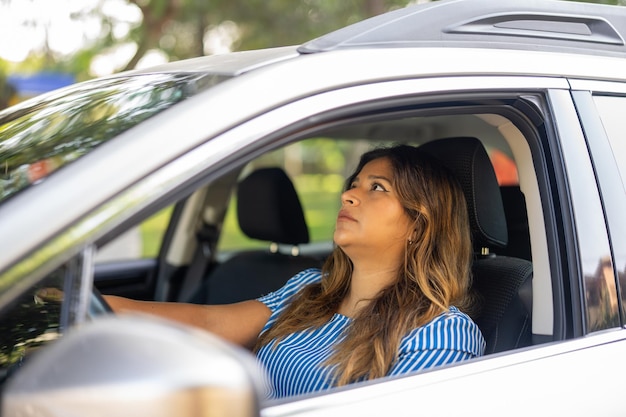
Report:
123,46,300,77
300,0,626,58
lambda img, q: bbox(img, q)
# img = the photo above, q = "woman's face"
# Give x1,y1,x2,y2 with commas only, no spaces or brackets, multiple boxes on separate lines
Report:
334,157,413,261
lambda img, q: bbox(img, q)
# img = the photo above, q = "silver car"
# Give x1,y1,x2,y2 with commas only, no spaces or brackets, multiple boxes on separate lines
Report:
2,0,626,415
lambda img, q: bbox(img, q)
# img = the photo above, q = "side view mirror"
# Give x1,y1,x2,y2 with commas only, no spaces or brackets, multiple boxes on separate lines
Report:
3,314,266,417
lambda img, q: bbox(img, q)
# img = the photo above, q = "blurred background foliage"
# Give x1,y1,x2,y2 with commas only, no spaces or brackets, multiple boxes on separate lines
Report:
0,0,624,108
0,0,625,108
0,0,408,105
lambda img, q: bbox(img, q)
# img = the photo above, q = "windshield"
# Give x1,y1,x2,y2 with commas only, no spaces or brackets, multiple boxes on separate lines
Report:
0,72,227,205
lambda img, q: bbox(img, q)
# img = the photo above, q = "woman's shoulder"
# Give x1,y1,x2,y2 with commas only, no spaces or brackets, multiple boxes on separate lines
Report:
400,306,485,355
257,268,322,311
275,268,322,296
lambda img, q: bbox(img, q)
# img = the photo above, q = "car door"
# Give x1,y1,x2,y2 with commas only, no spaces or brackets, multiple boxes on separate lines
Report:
246,79,625,415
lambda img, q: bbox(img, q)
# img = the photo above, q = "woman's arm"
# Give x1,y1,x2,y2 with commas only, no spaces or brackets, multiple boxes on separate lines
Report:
105,295,271,350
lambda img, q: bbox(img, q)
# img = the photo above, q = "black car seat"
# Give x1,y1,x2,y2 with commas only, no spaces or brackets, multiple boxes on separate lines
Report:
188,167,322,305
420,137,533,354
499,185,532,261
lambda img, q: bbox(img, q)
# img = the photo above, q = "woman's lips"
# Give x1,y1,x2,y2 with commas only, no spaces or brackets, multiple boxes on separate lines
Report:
337,209,356,222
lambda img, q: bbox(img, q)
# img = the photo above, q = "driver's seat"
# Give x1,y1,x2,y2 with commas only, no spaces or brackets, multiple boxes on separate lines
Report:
421,137,533,354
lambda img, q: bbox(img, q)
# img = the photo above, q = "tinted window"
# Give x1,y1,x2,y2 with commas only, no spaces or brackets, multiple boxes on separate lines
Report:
592,94,626,323
593,96,626,189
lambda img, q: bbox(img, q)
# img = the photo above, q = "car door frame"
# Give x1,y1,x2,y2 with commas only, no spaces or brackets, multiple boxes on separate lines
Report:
569,79,626,328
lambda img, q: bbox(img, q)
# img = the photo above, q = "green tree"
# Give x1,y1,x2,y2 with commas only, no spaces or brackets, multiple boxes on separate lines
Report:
1,0,411,78
2,0,625,81
117,0,410,69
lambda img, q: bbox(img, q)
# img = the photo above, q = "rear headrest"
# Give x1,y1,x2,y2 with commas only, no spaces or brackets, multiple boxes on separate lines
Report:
420,137,508,250
237,167,309,245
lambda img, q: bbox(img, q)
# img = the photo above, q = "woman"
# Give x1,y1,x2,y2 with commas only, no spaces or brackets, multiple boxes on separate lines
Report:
106,144,485,399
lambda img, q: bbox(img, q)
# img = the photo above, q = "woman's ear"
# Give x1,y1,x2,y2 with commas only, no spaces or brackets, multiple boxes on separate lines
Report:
407,229,417,244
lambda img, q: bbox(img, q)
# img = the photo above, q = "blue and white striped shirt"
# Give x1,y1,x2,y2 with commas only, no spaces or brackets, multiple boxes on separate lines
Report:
256,268,485,399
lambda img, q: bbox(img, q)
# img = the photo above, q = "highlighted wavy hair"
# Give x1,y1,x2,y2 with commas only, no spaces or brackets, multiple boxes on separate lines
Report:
254,144,475,386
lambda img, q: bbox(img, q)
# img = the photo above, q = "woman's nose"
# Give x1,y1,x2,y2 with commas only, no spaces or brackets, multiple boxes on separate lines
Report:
341,188,359,206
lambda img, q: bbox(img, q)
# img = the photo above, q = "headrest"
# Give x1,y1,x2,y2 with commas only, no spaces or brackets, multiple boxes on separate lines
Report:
237,167,309,245
420,137,508,250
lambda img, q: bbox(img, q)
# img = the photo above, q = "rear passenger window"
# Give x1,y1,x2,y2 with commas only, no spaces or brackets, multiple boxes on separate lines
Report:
593,96,626,188
592,94,626,322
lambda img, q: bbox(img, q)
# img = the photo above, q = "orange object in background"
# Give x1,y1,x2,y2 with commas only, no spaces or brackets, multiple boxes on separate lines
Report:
490,149,519,186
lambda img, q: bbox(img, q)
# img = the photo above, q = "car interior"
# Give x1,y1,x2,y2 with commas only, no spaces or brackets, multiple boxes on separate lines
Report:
2,98,556,393
93,103,550,355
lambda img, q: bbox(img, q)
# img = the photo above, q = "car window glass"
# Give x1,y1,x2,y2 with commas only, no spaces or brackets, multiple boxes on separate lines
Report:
0,268,64,386
592,94,626,323
593,95,626,189
0,73,227,206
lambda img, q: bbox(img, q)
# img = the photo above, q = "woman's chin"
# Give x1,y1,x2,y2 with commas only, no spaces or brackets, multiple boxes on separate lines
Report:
333,232,351,248
333,238,355,254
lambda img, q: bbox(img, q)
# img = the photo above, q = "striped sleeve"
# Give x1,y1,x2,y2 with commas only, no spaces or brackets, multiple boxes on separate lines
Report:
388,306,485,376
257,268,322,313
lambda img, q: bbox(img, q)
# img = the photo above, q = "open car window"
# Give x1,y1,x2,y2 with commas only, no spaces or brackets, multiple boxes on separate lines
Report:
217,118,520,258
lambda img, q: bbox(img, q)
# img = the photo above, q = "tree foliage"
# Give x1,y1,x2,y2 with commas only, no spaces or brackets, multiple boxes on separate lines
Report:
3,0,410,79
2,0,625,82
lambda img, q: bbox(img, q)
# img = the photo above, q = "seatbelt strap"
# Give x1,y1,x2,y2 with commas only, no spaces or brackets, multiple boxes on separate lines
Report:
177,223,218,302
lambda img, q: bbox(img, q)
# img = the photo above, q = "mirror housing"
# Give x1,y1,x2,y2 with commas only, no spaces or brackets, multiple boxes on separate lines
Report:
3,315,266,417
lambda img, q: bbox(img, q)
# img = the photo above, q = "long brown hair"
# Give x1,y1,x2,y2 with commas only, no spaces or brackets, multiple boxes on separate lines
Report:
254,144,473,386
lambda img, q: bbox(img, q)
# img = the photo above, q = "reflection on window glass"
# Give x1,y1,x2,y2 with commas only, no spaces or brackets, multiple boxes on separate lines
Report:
593,95,626,189
592,94,626,326
0,73,228,205
0,268,64,386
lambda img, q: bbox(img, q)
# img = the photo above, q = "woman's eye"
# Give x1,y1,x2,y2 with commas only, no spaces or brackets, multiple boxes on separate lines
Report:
372,183,386,191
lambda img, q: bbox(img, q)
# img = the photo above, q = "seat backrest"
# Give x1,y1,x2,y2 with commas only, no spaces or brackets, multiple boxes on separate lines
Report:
420,137,533,353
499,185,532,261
189,167,322,305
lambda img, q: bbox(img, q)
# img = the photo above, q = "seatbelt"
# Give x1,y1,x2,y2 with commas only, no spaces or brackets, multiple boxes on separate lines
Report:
177,223,218,302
